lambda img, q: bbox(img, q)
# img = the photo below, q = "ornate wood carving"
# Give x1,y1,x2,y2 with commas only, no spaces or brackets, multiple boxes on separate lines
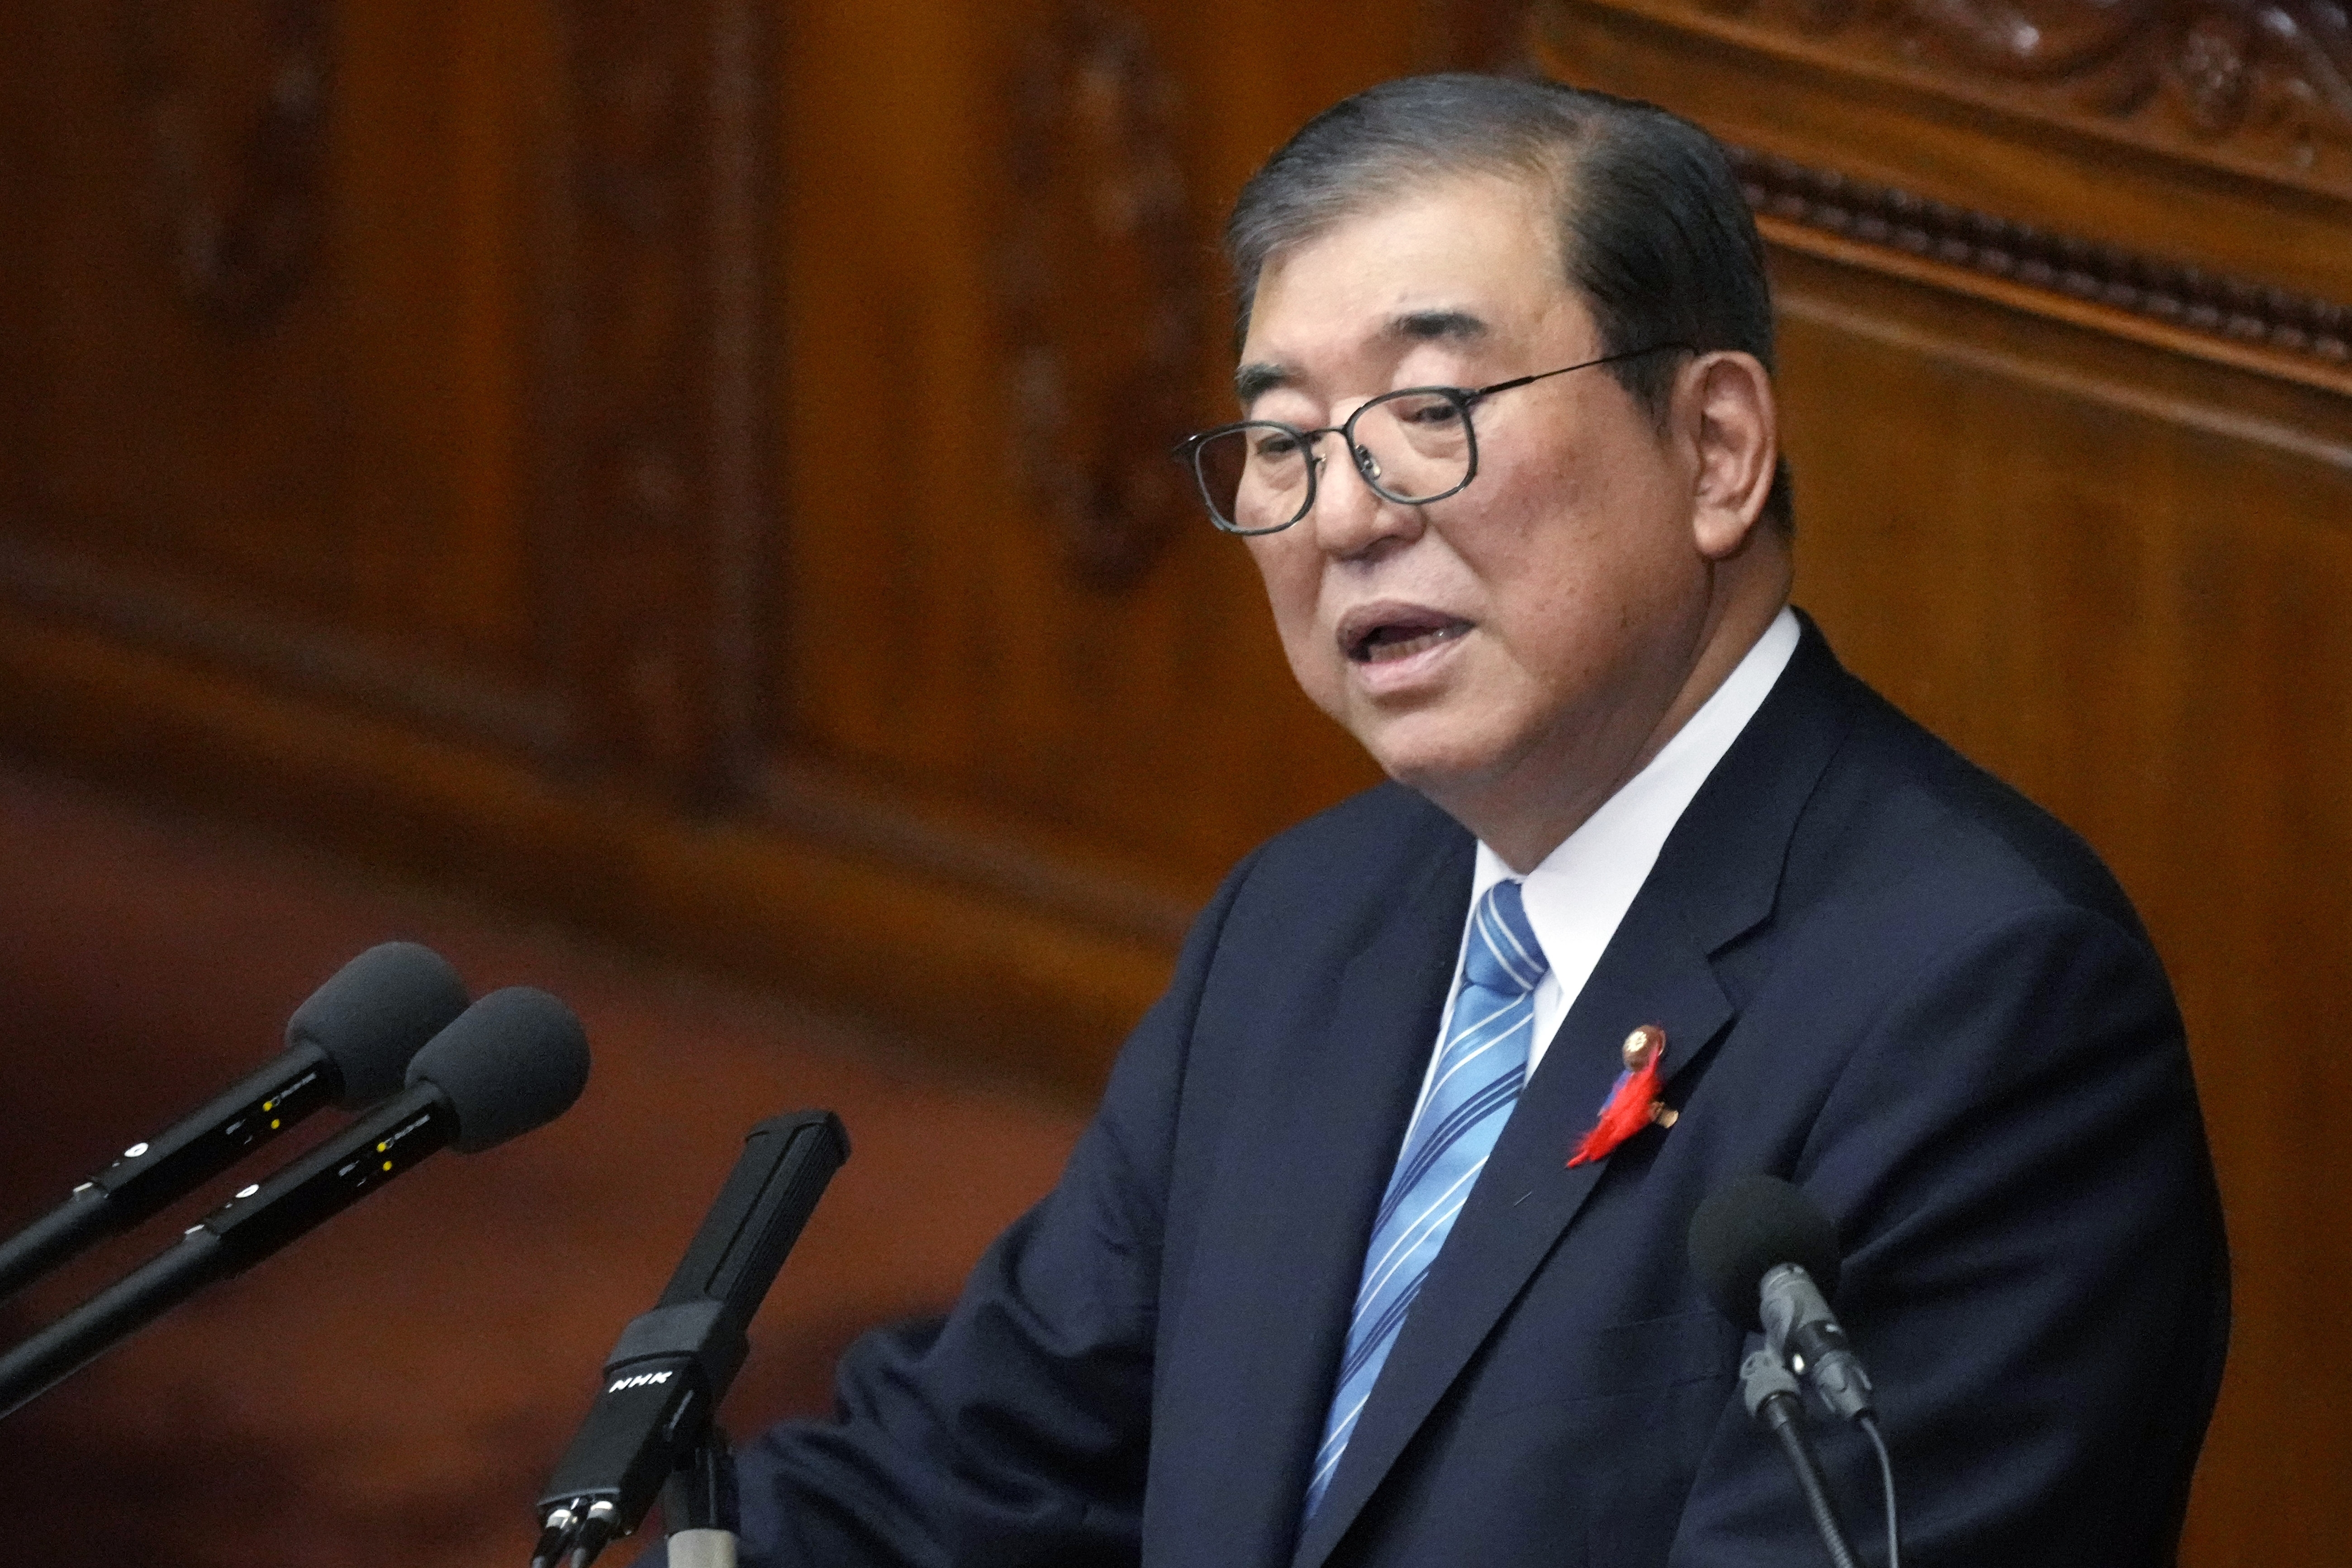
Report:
552,0,774,798
1539,0,2352,198
126,0,335,329
1732,146,2352,365
1003,1,1201,590
1416,2,2352,381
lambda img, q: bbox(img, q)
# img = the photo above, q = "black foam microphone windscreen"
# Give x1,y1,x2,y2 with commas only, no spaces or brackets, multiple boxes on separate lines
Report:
0,940,469,1307
286,940,471,1107
407,986,592,1151
1687,1173,1842,1331
0,984,594,1419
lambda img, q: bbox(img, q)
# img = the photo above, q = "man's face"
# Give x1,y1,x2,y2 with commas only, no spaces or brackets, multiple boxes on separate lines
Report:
1236,173,1732,851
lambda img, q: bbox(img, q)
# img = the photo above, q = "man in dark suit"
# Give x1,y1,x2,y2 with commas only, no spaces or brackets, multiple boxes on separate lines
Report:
679,74,2226,1566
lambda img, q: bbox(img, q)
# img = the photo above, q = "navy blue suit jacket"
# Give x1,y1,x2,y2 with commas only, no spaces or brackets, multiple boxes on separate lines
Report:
680,620,2227,1567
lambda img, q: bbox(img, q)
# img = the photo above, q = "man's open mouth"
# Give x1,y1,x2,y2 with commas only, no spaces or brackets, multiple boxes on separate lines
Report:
1344,613,1473,664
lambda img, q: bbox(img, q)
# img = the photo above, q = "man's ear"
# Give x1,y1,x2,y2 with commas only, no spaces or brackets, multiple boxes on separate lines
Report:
1681,351,1778,560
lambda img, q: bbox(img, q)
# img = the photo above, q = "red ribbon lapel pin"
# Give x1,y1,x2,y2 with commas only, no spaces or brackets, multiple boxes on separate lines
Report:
1566,1024,1677,1168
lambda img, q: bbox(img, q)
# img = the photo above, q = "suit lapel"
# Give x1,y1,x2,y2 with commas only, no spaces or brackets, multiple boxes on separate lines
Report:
1156,829,1473,1568
1287,617,1863,1568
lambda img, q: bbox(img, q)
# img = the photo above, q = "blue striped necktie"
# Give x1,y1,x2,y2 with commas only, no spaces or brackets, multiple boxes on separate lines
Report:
1303,878,1549,1518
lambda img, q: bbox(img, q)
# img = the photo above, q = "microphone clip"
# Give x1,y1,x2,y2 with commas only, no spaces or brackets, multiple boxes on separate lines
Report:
535,1299,748,1535
1759,1262,1876,1423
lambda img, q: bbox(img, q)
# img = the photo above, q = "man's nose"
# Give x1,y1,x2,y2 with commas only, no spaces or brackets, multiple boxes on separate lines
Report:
1304,435,1421,559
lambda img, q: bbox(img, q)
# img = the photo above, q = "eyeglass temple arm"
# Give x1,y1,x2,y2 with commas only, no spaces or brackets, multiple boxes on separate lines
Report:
1466,341,1693,402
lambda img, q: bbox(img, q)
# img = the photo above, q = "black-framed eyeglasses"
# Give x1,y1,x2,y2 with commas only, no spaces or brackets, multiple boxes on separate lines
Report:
1169,343,1689,536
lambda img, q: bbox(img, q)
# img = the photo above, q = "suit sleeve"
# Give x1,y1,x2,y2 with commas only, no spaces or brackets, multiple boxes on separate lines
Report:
634,849,1262,1568
1667,902,2228,1568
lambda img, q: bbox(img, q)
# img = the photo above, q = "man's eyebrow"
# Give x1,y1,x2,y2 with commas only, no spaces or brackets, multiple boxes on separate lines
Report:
1234,361,1288,407
1387,308,1488,343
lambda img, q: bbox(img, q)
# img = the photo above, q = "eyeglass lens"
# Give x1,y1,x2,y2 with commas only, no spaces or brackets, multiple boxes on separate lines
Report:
1193,390,1472,532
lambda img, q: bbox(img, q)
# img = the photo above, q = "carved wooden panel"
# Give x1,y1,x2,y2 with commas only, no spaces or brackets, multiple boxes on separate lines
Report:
1531,0,2352,305
0,0,1432,1079
128,0,336,330
1646,0,2352,196
1003,0,1201,589
765,0,1402,928
1761,251,2352,1565
547,0,775,798
0,0,568,747
0,0,786,805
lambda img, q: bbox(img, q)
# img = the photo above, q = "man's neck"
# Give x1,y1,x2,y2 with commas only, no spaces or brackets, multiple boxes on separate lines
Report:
1468,579,1793,873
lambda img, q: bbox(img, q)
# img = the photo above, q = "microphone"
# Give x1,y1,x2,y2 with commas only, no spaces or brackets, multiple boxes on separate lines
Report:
532,1110,851,1568
1687,1172,1875,1422
1691,1175,1904,1568
0,986,589,1421
0,941,470,1306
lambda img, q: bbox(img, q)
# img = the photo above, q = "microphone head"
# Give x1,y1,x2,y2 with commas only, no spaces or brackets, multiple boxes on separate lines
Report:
1687,1173,1842,1331
407,987,592,1153
285,942,471,1109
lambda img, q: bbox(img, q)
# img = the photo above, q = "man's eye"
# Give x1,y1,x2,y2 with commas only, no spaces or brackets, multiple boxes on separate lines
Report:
1252,432,1302,460
1397,397,1463,427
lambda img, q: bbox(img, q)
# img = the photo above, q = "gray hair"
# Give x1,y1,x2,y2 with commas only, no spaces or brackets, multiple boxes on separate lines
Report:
1226,74,1791,532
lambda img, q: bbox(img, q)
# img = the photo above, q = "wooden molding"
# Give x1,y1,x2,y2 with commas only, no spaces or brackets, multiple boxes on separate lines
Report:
1769,244,2352,473
755,759,1199,952
0,605,1176,1097
1434,1,2352,390
1542,0,2352,202
0,536,570,754
126,0,337,329
1733,146,2352,393
1002,0,1202,591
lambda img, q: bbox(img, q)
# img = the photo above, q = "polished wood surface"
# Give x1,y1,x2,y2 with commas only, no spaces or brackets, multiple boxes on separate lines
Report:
5,0,2350,1559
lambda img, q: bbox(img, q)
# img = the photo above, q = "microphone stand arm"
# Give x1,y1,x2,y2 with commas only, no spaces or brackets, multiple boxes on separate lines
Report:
0,1231,227,1419
530,1110,848,1568
661,1425,740,1568
1741,1349,1861,1568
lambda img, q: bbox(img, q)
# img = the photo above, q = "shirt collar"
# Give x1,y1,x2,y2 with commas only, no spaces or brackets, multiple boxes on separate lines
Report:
1471,605,1801,1005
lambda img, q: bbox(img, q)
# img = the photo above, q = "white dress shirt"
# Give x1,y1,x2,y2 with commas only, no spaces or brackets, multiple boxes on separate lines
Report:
1414,606,1801,1116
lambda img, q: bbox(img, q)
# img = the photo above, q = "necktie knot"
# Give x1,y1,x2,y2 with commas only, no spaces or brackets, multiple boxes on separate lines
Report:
1460,878,1547,1000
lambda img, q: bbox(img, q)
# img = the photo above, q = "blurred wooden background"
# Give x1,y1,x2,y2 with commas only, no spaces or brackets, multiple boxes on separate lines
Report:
2,0,2347,1563
0,763,1088,1567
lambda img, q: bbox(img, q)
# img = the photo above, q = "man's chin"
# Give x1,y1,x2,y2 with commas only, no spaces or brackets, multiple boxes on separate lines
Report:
1352,722,1508,806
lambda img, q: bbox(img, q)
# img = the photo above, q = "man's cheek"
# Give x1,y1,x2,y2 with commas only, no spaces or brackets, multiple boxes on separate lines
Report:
1277,623,1347,723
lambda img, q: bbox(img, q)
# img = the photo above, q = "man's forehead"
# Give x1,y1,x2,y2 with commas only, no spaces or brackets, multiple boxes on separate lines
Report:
1230,171,1576,406
1235,308,1491,405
